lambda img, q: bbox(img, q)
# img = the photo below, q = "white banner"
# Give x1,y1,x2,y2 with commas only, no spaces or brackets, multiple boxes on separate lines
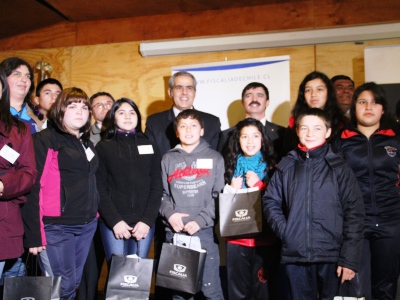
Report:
172,56,290,129
365,45,400,84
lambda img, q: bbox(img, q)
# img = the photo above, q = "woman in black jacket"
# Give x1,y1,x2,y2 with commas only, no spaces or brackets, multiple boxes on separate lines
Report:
333,82,400,300
96,98,162,261
23,87,99,300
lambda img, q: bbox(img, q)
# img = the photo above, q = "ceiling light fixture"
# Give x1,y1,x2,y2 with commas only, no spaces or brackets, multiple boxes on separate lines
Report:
140,23,400,57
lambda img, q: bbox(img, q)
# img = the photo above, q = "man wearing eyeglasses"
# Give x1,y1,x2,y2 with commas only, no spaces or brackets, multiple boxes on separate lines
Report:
89,92,115,145
145,71,221,156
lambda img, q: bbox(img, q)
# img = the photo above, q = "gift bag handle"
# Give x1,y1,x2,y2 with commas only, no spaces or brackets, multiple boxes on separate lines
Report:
335,274,365,299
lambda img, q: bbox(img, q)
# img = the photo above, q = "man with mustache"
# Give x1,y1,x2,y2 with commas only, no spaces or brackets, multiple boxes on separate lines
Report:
217,82,285,160
331,75,355,118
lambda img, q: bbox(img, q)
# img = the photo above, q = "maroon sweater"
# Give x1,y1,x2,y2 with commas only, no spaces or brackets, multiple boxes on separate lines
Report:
0,121,36,260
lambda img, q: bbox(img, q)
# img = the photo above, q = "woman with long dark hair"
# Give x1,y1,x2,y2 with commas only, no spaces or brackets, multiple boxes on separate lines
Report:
283,71,346,154
96,98,162,261
333,82,400,299
0,57,39,134
0,66,36,278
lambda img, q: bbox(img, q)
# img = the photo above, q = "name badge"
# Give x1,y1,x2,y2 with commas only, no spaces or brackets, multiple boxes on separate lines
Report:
86,147,95,162
197,159,213,169
0,144,20,164
138,145,154,155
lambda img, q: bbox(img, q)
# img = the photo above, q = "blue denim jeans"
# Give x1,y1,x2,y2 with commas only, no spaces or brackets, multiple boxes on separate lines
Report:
285,263,339,300
39,218,97,300
0,258,25,285
100,222,155,262
0,261,5,279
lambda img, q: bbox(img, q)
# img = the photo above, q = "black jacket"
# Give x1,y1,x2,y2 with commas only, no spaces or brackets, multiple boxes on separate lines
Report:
22,124,99,248
332,124,400,227
145,107,221,156
96,131,163,229
263,143,364,271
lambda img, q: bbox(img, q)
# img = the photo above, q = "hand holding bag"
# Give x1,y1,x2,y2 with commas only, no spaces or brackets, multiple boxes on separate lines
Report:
334,274,365,300
219,188,263,237
156,243,207,294
105,254,154,300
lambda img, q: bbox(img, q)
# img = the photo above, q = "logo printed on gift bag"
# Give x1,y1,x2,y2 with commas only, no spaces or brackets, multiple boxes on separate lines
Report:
232,209,251,222
120,275,139,288
169,264,188,278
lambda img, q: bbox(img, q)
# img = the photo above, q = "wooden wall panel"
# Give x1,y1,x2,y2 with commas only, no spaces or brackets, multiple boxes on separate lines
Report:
0,38,398,128
316,38,400,87
69,42,315,128
0,47,72,89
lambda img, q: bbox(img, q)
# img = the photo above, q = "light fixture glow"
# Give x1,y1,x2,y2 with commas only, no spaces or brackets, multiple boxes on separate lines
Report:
140,23,400,57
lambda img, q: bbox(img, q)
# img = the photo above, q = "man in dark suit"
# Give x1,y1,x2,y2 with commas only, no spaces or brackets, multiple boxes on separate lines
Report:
145,71,221,156
145,71,221,300
217,82,285,161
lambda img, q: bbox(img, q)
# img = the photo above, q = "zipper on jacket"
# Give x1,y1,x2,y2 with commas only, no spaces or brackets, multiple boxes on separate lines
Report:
127,141,134,210
367,137,378,225
306,152,311,261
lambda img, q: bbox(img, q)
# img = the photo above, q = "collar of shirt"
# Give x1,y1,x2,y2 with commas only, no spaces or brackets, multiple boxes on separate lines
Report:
10,104,31,121
258,114,268,126
173,106,194,117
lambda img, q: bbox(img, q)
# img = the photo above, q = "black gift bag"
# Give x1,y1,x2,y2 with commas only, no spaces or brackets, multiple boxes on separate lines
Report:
219,190,263,237
105,255,154,300
156,243,207,294
334,274,365,300
4,276,53,299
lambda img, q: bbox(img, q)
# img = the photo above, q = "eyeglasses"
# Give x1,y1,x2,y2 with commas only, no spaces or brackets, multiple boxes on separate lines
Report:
173,85,195,92
93,102,113,110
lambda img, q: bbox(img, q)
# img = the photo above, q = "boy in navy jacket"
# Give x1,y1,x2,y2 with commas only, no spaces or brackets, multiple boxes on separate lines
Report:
263,108,364,299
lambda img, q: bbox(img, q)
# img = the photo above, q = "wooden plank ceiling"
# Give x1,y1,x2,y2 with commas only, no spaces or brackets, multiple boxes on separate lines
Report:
0,0,272,39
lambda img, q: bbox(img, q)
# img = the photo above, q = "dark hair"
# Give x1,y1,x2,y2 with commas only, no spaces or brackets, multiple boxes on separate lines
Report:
350,82,390,127
331,75,355,87
173,109,204,131
241,82,269,100
0,57,35,104
33,78,63,121
0,67,26,134
89,92,115,105
35,78,63,97
101,98,142,140
168,72,197,90
224,118,275,184
295,108,332,130
48,87,92,143
292,71,344,139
